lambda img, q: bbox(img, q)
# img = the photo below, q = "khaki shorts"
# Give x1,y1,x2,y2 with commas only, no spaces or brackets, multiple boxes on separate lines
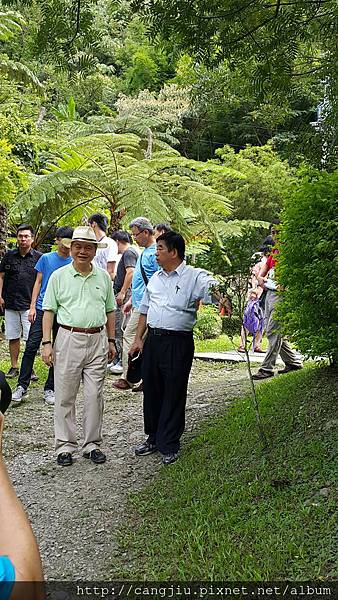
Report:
5,309,31,341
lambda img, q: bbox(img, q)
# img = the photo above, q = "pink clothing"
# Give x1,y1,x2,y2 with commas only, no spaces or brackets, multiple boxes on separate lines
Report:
250,257,267,299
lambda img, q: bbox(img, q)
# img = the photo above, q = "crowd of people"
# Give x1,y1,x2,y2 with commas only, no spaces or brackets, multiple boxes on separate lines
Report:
0,215,302,470
0,215,304,595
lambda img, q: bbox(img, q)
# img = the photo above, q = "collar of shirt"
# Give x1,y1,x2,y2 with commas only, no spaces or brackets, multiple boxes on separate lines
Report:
158,260,186,278
69,263,98,278
14,248,34,257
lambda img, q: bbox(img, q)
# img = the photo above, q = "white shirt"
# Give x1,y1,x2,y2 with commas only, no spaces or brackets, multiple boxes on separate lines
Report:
139,261,217,331
92,236,118,271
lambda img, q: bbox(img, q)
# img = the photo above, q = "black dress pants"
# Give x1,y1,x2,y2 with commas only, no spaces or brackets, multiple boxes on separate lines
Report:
18,309,59,391
142,331,194,454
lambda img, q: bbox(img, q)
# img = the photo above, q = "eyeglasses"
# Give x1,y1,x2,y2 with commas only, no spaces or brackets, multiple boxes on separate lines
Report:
133,230,144,238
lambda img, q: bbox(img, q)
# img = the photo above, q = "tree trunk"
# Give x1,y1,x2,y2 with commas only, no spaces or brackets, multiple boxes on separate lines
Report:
108,202,124,234
0,204,8,259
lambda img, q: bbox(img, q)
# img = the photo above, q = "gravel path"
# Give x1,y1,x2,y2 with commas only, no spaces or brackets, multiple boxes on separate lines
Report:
2,360,250,580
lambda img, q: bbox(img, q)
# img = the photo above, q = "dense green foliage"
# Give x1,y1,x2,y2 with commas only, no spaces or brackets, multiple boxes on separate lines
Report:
133,1,337,104
194,305,222,341
0,0,336,359
277,170,338,362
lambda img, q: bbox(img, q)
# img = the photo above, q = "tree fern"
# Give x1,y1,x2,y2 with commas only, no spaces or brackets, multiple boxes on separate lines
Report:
0,11,25,41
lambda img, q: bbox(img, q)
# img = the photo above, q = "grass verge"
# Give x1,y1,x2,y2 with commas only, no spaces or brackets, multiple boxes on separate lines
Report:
117,364,337,580
195,334,268,353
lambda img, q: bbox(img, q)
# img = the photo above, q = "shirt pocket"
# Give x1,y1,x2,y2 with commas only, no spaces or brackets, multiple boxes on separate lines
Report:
168,289,191,310
5,263,19,274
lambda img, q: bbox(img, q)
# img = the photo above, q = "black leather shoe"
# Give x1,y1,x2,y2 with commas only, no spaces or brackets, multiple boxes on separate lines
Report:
162,452,179,465
135,440,157,456
57,452,73,467
252,370,274,380
278,365,303,374
83,449,106,464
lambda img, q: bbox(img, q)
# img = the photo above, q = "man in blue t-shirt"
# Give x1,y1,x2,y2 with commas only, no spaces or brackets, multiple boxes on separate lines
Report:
0,555,15,600
12,226,73,406
113,217,159,391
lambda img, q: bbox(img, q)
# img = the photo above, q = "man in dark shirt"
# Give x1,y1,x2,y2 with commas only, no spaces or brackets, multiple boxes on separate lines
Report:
0,225,42,378
110,231,139,374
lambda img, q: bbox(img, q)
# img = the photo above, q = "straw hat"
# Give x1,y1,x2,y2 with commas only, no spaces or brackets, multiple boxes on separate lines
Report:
61,226,108,249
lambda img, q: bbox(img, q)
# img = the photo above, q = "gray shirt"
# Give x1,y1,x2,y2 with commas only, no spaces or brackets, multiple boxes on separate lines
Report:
114,247,139,294
139,261,217,331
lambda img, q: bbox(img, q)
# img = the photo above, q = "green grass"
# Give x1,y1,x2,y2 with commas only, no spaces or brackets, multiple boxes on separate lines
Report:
117,364,338,580
195,334,268,353
0,353,48,390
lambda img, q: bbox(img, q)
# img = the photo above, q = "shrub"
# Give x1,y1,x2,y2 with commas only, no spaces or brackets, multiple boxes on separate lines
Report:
221,315,242,337
277,170,338,363
194,305,222,340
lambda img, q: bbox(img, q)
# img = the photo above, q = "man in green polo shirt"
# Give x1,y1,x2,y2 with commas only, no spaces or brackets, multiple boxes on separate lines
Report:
42,226,116,467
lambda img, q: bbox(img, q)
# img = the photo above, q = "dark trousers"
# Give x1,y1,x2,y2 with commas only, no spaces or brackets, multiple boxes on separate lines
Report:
142,331,194,454
18,309,59,391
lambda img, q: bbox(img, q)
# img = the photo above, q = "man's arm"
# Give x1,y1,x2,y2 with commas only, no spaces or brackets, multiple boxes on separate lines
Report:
0,272,5,309
129,313,147,356
41,311,54,367
28,272,43,323
106,311,116,363
0,413,45,598
107,261,116,281
116,266,134,306
257,262,269,287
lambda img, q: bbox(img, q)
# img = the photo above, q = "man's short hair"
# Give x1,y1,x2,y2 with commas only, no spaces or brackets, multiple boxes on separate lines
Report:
129,217,154,234
155,223,171,234
156,231,185,260
111,230,132,244
56,226,74,239
17,224,34,236
88,213,108,232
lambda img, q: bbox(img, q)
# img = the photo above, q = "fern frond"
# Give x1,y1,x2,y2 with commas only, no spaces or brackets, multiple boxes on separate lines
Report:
0,11,25,40
0,60,44,96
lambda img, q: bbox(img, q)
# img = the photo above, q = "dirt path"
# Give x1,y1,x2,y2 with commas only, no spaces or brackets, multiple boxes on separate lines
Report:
2,360,250,580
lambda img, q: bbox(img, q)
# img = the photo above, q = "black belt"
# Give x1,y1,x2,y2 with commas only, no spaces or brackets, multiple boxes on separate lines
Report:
60,324,104,334
148,326,192,337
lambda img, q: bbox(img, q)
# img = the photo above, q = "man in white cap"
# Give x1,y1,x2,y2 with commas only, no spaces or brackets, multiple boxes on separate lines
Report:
41,226,116,467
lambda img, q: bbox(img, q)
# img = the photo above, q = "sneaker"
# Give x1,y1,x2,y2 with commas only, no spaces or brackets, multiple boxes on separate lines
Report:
109,361,123,375
44,389,55,405
162,452,179,465
5,367,19,379
12,385,27,403
132,381,143,393
57,452,73,467
252,370,274,380
30,370,39,382
83,449,106,464
135,440,157,456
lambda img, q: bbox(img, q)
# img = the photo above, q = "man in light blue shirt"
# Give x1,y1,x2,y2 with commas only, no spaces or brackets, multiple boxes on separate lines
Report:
113,217,159,391
129,231,217,465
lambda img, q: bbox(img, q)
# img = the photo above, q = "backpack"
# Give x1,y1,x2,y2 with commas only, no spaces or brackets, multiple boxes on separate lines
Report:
243,299,264,349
